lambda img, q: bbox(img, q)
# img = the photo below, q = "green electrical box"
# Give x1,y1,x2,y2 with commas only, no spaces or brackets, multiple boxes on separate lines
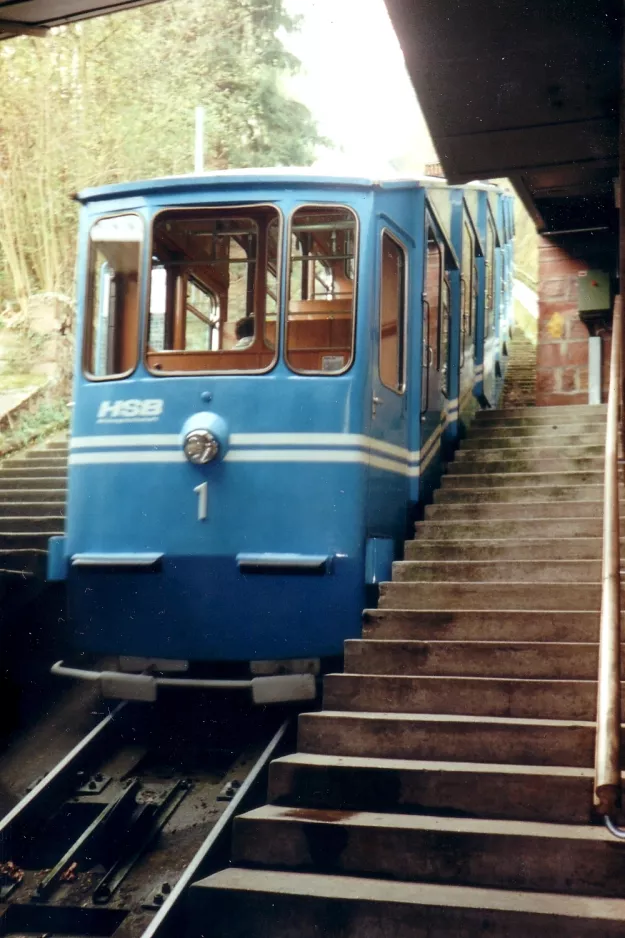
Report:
578,269,611,313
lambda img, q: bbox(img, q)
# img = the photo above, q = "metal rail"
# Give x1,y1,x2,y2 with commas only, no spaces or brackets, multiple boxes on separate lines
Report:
595,295,623,823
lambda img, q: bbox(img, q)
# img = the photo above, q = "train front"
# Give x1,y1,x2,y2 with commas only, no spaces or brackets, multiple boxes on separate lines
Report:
49,174,371,702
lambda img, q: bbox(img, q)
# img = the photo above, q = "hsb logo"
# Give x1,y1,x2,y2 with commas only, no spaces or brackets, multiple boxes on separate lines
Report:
97,399,164,421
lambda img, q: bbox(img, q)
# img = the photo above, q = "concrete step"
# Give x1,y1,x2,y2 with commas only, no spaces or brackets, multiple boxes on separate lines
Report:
441,470,603,488
343,639,602,680
191,868,625,938
471,417,605,433
485,404,606,417
7,457,68,469
298,710,596,767
454,444,604,463
0,466,67,479
39,440,69,450
415,517,603,539
378,581,600,611
362,609,602,642
466,424,603,441
394,559,601,582
425,500,607,520
461,432,605,449
434,485,605,504
0,548,47,574
0,532,58,550
405,538,604,561
0,501,65,518
449,456,603,474
0,476,68,490
475,405,606,424
233,805,625,898
267,752,600,824
0,517,65,533
324,673,608,720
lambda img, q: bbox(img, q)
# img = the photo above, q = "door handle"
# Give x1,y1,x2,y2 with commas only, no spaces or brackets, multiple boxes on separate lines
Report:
372,396,383,405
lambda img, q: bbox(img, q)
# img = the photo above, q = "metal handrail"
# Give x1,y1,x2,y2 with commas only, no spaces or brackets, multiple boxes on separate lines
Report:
595,294,623,825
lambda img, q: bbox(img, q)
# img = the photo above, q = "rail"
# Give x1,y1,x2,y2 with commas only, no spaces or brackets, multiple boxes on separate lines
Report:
595,294,624,831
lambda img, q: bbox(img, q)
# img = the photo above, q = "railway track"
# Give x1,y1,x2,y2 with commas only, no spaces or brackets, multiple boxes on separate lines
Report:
0,692,293,938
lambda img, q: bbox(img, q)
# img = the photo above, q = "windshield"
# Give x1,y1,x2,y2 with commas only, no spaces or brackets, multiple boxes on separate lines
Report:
146,205,280,373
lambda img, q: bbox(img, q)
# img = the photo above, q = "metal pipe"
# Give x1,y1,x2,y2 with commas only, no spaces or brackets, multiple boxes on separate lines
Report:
594,295,622,818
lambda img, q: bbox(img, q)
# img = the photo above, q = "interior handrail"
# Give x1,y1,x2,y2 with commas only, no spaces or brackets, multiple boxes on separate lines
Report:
595,294,623,828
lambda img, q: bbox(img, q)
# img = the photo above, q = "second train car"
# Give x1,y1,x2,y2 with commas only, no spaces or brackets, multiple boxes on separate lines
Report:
49,169,514,702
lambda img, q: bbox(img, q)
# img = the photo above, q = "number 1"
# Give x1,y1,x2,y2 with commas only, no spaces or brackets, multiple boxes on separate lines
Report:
194,482,208,521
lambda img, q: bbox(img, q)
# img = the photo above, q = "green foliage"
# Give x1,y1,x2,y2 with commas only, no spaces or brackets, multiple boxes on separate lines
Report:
0,397,69,457
0,0,323,313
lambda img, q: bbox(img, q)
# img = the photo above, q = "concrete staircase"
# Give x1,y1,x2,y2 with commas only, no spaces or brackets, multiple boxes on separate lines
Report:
501,330,537,408
191,403,625,937
0,438,67,605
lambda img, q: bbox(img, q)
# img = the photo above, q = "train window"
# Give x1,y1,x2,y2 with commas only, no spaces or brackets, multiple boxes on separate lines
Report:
286,206,357,375
440,277,450,395
424,226,443,369
379,231,407,392
146,205,280,374
85,214,143,379
486,217,496,336
460,220,475,366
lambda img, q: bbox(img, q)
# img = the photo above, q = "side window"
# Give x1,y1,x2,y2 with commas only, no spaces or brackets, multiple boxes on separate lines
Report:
460,219,475,365
379,231,407,392
425,225,442,369
85,214,143,379
486,217,496,336
286,206,357,374
440,276,450,395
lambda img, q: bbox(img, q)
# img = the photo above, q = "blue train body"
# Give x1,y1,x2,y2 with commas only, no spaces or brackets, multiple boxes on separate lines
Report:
49,170,514,697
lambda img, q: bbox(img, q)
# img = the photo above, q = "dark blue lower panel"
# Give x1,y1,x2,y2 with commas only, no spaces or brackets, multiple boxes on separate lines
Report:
68,554,365,661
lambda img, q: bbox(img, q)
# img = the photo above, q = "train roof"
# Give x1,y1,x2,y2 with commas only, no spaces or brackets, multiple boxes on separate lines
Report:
75,167,511,205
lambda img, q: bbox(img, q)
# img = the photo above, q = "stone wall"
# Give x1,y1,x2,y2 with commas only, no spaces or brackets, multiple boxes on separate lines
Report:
537,232,613,406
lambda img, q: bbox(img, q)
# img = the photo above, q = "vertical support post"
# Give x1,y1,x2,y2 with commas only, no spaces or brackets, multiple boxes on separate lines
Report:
194,106,205,175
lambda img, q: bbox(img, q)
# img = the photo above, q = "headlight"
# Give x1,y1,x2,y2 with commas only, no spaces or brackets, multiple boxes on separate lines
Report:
183,429,219,465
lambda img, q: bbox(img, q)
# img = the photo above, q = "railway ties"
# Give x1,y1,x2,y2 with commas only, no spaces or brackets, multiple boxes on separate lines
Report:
194,403,625,938
0,695,292,938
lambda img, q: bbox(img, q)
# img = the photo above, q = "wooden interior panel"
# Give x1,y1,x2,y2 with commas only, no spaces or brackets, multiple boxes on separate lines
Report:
287,319,351,350
146,350,275,372
289,299,353,315
116,271,139,373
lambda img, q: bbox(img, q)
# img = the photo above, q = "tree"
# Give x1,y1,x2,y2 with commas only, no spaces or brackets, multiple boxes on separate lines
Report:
0,0,323,313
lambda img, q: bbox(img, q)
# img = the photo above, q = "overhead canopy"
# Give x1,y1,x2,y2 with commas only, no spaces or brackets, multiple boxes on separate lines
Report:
384,0,621,232
0,0,162,40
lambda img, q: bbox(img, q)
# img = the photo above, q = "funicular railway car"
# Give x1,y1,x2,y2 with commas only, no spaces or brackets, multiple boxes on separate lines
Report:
49,170,513,703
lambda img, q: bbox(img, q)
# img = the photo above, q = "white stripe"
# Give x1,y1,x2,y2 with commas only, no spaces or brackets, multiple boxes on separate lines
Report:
69,428,451,476
69,447,420,476
72,434,179,449
230,432,414,462
70,451,185,465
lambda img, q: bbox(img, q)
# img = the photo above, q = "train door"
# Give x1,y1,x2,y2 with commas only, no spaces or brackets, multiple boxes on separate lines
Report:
421,213,448,426
367,222,410,536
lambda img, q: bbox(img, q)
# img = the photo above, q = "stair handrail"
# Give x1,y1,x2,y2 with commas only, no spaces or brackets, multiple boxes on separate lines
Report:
595,294,623,829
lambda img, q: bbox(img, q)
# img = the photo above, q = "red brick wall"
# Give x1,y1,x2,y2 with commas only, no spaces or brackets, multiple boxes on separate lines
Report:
537,233,613,406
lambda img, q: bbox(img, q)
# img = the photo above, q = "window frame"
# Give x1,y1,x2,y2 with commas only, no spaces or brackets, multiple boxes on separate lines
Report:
485,215,497,337
285,202,359,377
144,202,283,377
378,227,409,396
83,211,144,382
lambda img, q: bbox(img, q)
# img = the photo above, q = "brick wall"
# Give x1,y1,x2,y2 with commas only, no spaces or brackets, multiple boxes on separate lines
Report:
537,232,614,406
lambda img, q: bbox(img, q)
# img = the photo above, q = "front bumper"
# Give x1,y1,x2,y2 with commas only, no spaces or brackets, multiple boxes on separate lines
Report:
51,660,317,704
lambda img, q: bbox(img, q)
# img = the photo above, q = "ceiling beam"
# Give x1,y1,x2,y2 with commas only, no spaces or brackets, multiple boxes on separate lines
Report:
0,18,48,37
